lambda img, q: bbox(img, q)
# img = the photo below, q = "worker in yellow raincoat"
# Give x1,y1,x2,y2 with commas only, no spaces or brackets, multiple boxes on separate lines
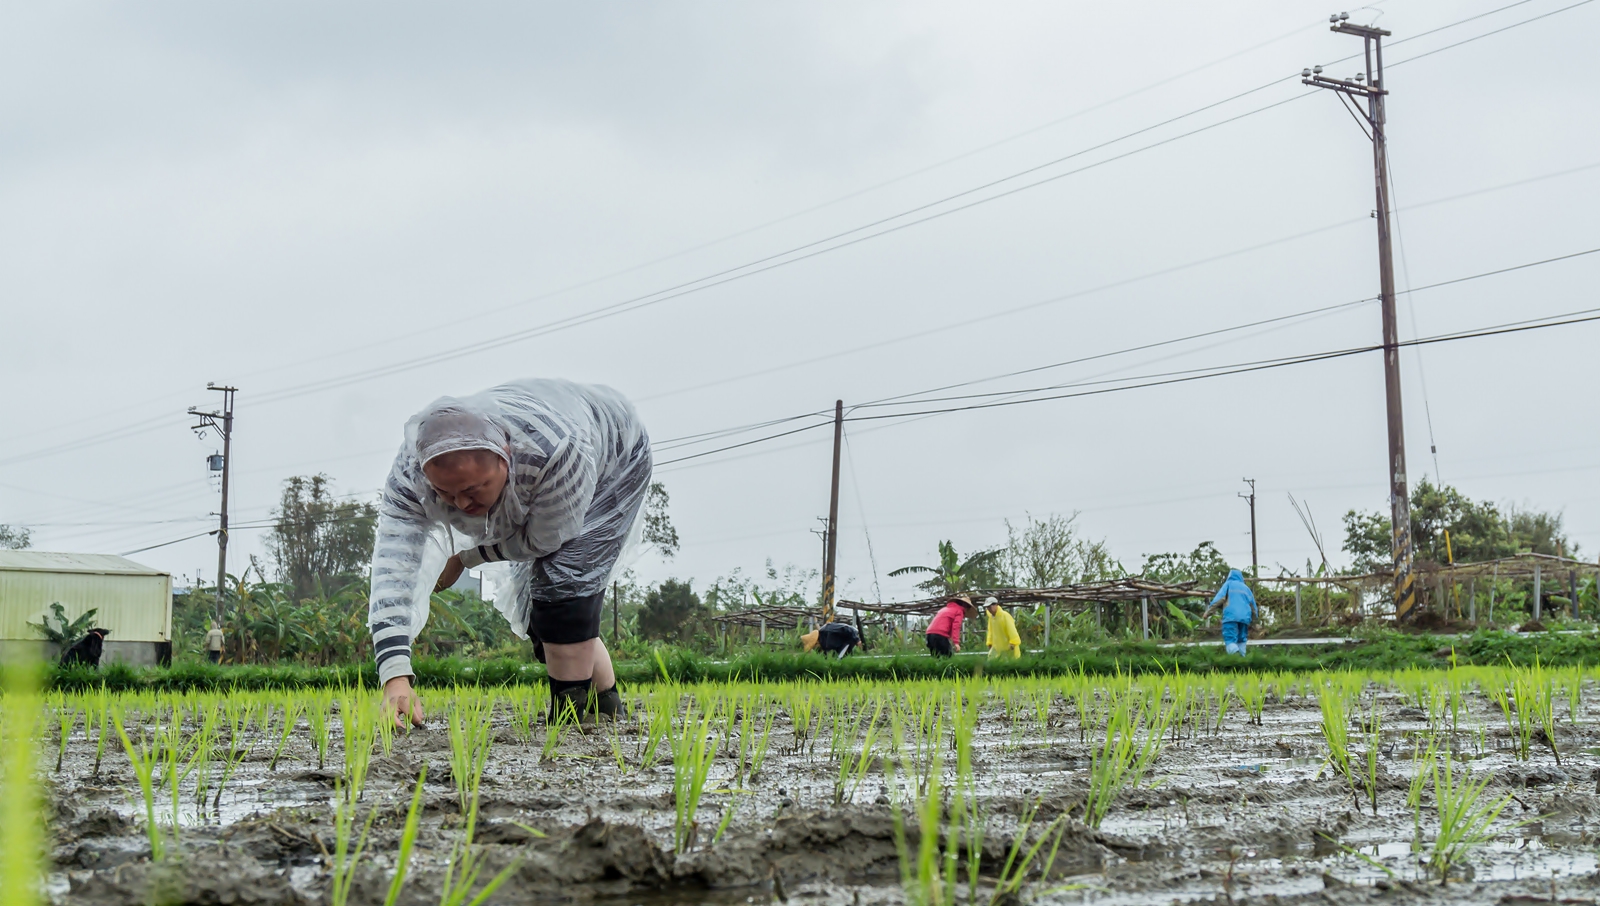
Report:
983,597,1021,658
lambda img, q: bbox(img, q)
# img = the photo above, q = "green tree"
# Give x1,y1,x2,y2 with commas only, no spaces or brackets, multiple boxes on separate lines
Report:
890,541,1004,596
638,578,705,642
999,513,1120,587
28,602,100,644
0,524,30,550
1341,480,1574,572
1139,541,1233,587
1508,505,1572,557
266,475,378,600
643,481,680,558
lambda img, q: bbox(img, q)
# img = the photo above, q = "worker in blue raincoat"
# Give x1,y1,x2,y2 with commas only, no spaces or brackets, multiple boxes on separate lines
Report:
1203,569,1257,655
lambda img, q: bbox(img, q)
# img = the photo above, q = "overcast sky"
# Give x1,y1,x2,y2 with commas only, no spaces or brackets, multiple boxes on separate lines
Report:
4,0,1598,605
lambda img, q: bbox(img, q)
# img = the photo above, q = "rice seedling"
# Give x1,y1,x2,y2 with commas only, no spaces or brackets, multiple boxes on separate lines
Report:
507,686,541,742
155,704,197,843
1564,666,1583,727
112,707,166,861
308,694,334,771
341,695,377,800
1428,753,1516,884
1406,734,1437,844
269,697,305,771
52,694,75,773
437,725,520,906
638,688,674,769
1028,684,1053,746
1083,685,1164,828
382,766,428,906
2,653,43,905
1235,674,1266,727
747,696,777,782
1317,681,1356,803
212,699,253,812
786,687,818,756
447,694,495,814
989,798,1071,905
325,778,377,906
88,688,110,779
833,697,884,805
1515,660,1561,764
1359,701,1382,816
1487,671,1531,761
189,703,220,816
671,700,721,853
886,753,949,906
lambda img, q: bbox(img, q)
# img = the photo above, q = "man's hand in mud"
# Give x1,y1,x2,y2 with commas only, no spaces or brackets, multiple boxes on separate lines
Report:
383,676,426,729
433,554,464,593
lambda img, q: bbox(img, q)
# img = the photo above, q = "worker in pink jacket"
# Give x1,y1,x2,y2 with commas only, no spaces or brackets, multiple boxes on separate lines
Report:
925,595,974,657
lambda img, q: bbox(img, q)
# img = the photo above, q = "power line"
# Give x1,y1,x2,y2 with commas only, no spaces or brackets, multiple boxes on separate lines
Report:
1,5,1525,461
242,0,1600,408
247,95,1319,408
5,2,1589,470
659,298,1600,468
845,306,1600,423
654,243,1600,459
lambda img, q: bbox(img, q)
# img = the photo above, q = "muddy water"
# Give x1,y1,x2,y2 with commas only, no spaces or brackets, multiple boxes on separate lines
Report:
46,685,1600,905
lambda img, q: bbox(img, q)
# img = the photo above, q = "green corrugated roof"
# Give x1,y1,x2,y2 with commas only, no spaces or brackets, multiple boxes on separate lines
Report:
0,551,166,576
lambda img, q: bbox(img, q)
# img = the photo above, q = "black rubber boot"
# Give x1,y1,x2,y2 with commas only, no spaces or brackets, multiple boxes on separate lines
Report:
549,677,593,724
595,683,625,720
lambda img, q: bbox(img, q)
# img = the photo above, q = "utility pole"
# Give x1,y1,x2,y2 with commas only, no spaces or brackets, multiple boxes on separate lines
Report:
1304,14,1414,619
821,400,843,626
1239,478,1258,579
189,384,236,621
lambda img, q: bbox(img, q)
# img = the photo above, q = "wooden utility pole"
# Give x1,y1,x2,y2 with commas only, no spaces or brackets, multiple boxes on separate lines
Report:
1304,16,1414,619
1239,478,1258,579
189,384,236,622
821,400,843,625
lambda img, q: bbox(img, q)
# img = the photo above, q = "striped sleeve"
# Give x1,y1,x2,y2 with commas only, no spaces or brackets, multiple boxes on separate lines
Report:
369,458,430,685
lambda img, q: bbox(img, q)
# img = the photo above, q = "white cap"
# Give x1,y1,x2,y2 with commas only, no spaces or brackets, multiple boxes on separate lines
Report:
983,597,999,608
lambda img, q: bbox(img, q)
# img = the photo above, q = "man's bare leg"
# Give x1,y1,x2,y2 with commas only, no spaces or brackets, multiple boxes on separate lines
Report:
590,638,616,690
543,640,595,682
543,639,620,719
543,638,616,686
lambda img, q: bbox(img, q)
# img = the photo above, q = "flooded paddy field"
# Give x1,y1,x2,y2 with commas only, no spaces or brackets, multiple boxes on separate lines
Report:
39,667,1600,905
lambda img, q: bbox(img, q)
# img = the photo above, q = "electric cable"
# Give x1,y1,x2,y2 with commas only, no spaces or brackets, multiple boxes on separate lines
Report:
6,0,1590,467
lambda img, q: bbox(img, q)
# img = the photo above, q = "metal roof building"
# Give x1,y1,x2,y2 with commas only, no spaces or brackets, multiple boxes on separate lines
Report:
0,551,172,666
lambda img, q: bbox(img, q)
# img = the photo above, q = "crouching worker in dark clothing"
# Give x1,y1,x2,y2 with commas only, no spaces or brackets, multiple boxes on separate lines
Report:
60,628,110,668
369,379,651,727
803,621,860,658
818,621,860,657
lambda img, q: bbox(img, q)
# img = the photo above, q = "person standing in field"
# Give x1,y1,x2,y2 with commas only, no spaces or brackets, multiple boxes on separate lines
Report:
203,621,225,664
983,597,1021,659
369,379,651,726
1203,569,1258,655
925,595,974,657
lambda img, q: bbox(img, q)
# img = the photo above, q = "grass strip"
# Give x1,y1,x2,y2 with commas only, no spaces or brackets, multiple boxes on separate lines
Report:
34,630,1600,692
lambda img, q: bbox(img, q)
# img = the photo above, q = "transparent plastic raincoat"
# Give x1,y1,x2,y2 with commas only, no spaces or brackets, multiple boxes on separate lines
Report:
368,379,651,685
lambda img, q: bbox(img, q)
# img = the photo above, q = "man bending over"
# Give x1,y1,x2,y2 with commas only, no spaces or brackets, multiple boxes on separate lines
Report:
370,379,651,725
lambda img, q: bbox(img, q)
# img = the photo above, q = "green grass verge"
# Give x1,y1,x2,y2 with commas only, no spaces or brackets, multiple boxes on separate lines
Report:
32,628,1600,693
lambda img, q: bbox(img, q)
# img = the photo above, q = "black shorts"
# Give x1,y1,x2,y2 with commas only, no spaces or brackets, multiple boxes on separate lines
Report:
526,590,606,645
926,633,953,657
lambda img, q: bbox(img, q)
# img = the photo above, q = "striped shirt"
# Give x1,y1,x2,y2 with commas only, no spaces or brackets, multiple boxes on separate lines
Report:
369,379,650,685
